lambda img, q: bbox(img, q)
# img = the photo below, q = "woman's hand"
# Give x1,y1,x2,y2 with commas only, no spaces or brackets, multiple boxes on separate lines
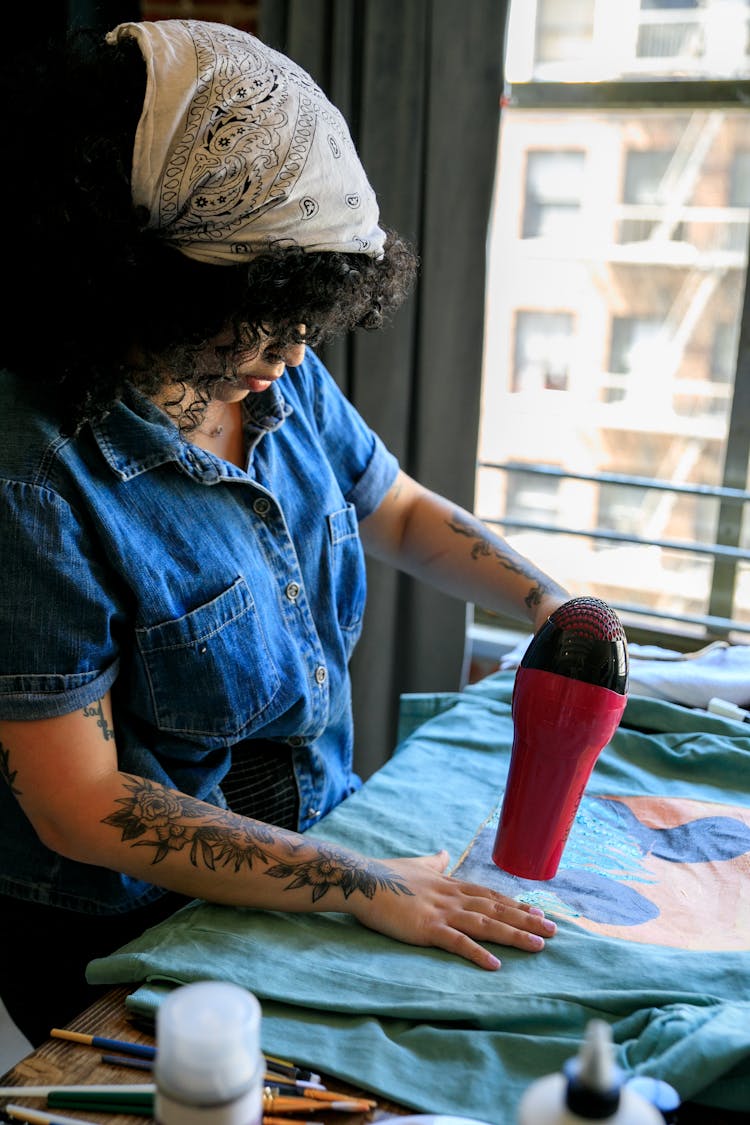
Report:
349,849,556,969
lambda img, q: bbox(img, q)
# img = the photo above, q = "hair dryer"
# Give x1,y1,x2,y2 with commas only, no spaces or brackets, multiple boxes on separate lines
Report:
492,596,629,880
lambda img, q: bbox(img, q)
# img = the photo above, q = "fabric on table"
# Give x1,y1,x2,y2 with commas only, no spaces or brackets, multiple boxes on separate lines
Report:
87,673,750,1123
500,636,750,711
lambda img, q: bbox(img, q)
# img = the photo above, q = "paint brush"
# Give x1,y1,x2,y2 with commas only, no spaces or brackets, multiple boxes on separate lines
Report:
50,1028,156,1060
262,1094,374,1114
263,1116,319,1125
47,1092,152,1115
101,1051,154,1070
0,1085,154,1097
265,1084,376,1107
3,1106,95,1125
53,1027,319,1085
263,1118,318,1125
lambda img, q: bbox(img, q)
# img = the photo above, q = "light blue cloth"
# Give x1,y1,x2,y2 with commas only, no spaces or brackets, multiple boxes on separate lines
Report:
88,674,750,1121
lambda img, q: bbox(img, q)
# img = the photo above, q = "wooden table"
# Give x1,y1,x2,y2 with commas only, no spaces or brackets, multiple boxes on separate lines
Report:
0,986,400,1125
0,987,746,1124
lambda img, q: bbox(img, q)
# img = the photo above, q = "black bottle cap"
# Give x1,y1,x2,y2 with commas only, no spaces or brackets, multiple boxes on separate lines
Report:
563,1056,621,1120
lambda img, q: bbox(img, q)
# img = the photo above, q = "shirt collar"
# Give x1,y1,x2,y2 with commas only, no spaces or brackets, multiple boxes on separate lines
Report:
91,382,292,482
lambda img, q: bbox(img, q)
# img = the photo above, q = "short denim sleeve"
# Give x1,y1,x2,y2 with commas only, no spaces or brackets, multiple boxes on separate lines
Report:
0,480,120,720
299,351,399,520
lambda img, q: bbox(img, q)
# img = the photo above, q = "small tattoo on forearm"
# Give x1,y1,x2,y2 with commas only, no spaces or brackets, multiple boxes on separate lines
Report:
524,586,544,610
0,742,21,796
102,776,414,904
83,700,115,741
446,511,551,610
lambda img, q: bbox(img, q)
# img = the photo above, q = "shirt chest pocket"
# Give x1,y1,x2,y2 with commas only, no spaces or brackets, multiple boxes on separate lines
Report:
328,504,366,642
134,577,282,740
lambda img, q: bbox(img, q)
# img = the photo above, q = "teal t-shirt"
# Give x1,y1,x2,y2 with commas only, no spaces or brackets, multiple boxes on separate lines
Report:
88,673,750,1122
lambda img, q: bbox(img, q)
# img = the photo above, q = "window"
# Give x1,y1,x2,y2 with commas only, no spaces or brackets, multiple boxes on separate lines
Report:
534,0,595,65
513,311,573,391
609,316,662,372
620,148,686,242
728,149,750,247
507,471,563,524
474,0,750,648
636,0,702,64
523,151,585,238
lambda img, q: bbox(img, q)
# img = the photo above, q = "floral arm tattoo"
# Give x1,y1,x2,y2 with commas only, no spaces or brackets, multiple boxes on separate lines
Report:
102,775,413,905
446,510,553,611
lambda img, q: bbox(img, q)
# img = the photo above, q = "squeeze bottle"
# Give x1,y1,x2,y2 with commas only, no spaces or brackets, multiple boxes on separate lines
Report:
155,980,264,1125
517,1020,662,1124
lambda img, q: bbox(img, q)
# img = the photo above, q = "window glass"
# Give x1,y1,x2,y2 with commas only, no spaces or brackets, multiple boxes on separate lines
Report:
476,2,750,640
507,0,750,83
523,151,585,238
513,311,574,391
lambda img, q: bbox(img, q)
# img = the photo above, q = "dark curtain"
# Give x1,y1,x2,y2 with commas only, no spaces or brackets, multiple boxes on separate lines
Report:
261,0,508,777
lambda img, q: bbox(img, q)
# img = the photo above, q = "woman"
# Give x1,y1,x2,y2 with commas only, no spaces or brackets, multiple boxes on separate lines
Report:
0,19,568,1045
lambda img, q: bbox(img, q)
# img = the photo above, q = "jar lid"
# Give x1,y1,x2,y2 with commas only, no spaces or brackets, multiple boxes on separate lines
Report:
155,981,262,1105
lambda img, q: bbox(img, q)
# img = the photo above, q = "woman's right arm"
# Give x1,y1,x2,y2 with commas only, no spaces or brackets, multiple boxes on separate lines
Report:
0,692,556,969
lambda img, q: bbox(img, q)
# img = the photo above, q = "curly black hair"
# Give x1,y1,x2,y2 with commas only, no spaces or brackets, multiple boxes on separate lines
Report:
1,28,417,432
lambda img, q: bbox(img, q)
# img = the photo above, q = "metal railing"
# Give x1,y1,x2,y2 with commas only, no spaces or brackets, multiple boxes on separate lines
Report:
476,460,750,637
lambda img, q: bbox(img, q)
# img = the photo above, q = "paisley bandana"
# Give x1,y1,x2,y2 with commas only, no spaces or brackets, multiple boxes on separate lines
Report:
106,19,386,264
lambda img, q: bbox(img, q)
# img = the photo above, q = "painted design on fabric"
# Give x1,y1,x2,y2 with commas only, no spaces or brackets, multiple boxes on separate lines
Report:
454,794,750,951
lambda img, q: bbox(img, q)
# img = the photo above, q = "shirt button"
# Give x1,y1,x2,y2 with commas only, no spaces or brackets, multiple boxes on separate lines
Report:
307,808,321,819
285,581,300,601
314,665,327,685
253,497,271,516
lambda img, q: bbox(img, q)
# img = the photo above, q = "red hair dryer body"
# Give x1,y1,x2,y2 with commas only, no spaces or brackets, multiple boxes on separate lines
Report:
492,597,629,880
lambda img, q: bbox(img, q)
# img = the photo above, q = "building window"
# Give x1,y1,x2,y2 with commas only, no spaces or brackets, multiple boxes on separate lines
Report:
506,471,563,525
728,149,750,248
513,311,573,391
522,151,585,238
636,0,701,63
475,0,750,646
620,148,686,242
534,0,595,66
609,315,663,374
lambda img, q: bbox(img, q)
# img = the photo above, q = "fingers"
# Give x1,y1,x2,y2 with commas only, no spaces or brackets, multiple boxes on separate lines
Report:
458,881,558,942
457,894,556,951
429,924,504,971
418,910,543,972
358,853,558,971
423,890,557,970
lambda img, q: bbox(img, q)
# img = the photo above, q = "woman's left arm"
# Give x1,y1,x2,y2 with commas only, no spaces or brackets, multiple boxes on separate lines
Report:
360,470,570,635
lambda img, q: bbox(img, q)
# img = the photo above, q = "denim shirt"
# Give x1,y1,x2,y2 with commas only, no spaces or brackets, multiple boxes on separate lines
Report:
0,351,398,913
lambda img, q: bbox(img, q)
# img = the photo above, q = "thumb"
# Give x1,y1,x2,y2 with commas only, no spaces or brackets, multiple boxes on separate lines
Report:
415,849,450,873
